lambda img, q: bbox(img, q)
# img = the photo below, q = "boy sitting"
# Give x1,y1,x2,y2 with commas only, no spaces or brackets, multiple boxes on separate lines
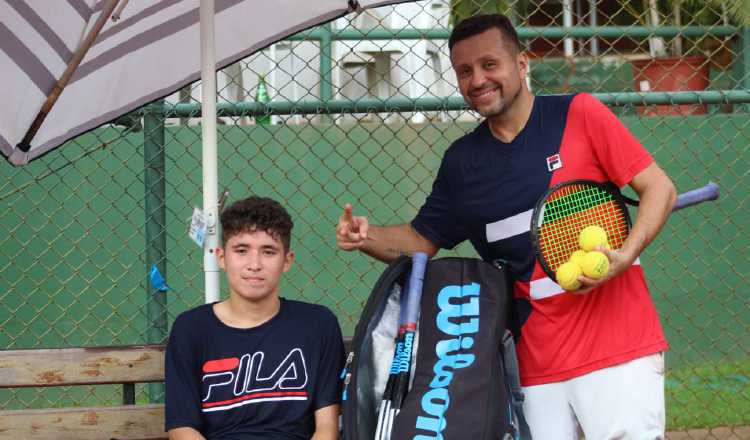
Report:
166,196,344,440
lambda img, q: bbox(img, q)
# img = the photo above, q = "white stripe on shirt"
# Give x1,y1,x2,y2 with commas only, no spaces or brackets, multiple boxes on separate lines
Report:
529,259,642,300
486,209,533,243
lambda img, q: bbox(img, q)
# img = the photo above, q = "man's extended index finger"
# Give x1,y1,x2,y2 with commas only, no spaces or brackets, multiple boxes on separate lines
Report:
342,203,354,222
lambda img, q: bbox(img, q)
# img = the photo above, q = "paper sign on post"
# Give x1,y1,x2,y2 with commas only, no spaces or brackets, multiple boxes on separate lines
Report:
188,207,207,247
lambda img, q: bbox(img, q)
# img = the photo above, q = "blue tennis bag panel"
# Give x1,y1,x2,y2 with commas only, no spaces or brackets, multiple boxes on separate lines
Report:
341,256,529,440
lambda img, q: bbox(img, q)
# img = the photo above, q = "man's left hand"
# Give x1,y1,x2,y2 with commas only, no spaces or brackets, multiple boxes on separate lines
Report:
573,246,635,295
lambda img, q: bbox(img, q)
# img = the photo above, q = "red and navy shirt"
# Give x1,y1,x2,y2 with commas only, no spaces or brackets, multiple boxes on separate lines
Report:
165,299,345,439
412,93,667,386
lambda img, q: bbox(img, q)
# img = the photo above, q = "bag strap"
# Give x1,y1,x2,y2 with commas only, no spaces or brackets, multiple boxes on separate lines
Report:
502,330,532,440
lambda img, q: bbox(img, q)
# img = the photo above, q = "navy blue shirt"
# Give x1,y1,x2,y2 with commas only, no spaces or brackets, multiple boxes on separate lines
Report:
412,94,573,281
411,94,664,385
165,299,345,440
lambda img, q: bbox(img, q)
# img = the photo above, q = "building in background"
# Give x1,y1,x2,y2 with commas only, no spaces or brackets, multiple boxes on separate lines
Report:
165,0,456,126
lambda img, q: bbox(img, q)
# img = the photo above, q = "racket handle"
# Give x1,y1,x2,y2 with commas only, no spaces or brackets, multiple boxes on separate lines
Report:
674,182,719,212
402,253,428,324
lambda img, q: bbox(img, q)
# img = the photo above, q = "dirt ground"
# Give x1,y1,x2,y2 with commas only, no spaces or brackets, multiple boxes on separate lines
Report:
667,426,750,439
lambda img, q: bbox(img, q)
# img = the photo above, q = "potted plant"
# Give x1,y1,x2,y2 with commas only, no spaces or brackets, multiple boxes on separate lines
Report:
632,0,748,115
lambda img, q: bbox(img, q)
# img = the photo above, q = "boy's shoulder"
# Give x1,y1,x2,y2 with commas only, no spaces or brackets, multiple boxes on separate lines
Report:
283,299,337,321
173,303,214,328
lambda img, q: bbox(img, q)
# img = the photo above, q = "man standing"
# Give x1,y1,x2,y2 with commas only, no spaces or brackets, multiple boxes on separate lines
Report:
336,14,676,439
167,196,344,440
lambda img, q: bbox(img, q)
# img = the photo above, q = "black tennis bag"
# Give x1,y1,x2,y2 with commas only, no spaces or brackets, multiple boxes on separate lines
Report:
341,256,530,440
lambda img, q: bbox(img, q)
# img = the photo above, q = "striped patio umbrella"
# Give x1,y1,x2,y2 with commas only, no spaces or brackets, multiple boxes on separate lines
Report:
1,0,408,165
0,0,415,300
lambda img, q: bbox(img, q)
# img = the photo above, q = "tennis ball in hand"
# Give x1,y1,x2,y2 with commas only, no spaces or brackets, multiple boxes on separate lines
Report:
569,250,588,267
579,225,609,252
581,251,610,279
556,261,583,291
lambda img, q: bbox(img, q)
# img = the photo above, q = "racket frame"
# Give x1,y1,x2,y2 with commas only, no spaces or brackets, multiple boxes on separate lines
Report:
530,180,633,280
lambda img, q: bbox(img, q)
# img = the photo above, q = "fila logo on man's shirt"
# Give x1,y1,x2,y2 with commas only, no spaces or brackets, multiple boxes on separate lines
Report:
200,348,309,412
546,154,563,171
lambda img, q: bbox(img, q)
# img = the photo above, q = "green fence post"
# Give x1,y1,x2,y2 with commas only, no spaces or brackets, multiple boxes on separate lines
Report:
733,27,750,112
143,100,167,403
319,23,333,123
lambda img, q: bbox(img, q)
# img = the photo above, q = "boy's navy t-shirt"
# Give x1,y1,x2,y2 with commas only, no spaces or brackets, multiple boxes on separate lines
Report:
165,299,345,440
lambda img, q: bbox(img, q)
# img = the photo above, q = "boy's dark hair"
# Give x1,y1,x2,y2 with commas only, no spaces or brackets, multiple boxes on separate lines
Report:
448,14,521,54
220,196,293,250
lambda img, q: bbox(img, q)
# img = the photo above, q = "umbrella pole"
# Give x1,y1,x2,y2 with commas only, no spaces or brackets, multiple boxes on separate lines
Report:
200,0,220,303
17,0,121,152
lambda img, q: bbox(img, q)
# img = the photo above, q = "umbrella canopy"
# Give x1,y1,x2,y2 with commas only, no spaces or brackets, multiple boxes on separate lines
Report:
2,0,420,303
0,0,413,166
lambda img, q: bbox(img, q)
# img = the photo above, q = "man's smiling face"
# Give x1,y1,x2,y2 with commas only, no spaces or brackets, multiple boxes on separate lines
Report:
450,28,528,119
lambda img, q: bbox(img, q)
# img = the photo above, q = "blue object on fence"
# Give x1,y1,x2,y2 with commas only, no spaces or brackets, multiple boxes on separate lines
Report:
150,265,171,292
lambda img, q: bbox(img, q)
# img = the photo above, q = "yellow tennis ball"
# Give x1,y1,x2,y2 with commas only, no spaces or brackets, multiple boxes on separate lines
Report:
581,251,609,279
579,225,609,252
556,261,583,291
569,250,588,267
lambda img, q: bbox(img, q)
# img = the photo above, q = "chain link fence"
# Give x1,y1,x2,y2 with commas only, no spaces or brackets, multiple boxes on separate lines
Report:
1,0,748,435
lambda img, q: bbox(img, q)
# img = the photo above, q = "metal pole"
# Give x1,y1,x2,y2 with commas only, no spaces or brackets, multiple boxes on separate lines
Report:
287,25,737,41
143,100,167,402
737,26,750,112
200,0,220,303
163,91,750,118
16,0,120,154
743,27,750,93
319,23,333,123
562,0,574,57
588,0,599,56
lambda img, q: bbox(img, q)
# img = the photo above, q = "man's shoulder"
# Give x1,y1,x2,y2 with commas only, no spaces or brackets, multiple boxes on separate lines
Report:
455,121,486,145
537,93,578,112
442,121,487,160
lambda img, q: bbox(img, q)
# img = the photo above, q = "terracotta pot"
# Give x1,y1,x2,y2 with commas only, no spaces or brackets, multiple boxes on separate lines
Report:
631,56,710,116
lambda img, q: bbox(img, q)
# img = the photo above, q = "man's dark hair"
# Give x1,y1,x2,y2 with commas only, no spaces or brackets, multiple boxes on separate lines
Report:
448,14,521,53
220,196,293,250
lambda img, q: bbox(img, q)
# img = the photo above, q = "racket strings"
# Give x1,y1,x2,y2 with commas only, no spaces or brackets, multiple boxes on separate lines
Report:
539,184,628,272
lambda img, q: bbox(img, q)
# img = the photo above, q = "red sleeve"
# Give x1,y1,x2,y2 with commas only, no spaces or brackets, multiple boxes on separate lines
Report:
577,93,653,187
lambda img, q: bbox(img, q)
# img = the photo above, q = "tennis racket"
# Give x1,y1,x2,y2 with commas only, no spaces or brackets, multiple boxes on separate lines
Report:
530,180,719,280
374,252,428,440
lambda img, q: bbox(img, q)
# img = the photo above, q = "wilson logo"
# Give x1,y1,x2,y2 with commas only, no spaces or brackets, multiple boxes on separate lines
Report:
414,283,480,439
201,348,308,412
391,332,415,374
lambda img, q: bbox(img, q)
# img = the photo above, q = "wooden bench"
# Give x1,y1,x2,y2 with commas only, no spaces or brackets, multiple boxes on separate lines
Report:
0,338,352,440
0,345,167,440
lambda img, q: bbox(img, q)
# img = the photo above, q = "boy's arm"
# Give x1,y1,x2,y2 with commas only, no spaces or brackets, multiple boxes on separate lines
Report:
311,404,340,440
168,427,207,440
310,308,345,440
165,315,205,436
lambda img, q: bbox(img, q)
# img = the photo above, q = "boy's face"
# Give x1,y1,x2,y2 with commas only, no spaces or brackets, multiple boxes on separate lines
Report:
217,228,294,304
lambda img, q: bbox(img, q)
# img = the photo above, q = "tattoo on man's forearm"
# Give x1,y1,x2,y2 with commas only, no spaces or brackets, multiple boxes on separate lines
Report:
385,248,408,258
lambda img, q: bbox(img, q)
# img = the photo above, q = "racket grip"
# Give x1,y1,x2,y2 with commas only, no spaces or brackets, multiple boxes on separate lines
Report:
403,253,428,325
674,182,719,212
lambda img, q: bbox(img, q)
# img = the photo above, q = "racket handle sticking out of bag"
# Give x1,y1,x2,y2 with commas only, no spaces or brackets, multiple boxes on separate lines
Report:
530,180,719,281
374,252,428,440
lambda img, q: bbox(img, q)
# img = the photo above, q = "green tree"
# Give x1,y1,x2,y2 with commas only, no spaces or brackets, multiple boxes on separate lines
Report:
449,0,513,26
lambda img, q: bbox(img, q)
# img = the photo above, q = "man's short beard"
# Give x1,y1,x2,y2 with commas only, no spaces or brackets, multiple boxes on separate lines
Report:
476,102,506,118
474,85,521,118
